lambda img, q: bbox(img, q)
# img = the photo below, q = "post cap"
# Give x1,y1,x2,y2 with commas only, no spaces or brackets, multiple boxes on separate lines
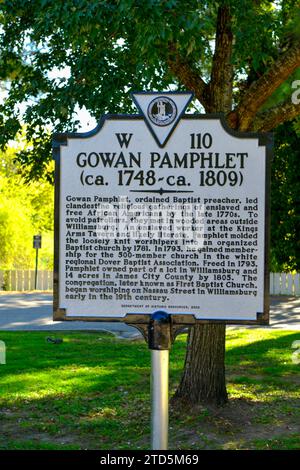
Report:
148,310,171,350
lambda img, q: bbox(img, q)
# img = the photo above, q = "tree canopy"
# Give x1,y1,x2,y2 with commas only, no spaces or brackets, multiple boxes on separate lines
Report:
0,0,300,180
0,142,54,270
271,121,300,272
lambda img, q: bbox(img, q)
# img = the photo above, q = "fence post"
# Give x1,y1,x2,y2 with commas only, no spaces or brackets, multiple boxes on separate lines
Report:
273,273,281,295
294,274,300,296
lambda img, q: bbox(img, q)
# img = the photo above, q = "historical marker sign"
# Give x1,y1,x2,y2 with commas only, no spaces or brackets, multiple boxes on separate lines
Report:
53,92,271,324
33,235,42,249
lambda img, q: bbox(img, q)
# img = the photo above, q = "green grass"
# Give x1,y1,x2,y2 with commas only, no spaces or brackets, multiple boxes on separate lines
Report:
250,435,300,450
0,329,299,450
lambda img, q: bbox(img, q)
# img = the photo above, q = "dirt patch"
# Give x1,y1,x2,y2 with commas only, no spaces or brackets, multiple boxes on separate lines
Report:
168,398,300,449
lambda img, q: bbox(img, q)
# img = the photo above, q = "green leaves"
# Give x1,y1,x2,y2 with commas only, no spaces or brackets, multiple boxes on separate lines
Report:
271,121,300,271
0,144,54,269
0,0,299,177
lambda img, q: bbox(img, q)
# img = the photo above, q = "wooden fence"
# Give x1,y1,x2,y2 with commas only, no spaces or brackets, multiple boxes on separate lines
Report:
269,272,300,296
0,270,53,291
0,271,299,295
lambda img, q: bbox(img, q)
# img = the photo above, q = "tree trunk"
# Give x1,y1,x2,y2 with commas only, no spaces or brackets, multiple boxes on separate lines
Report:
173,6,233,407
174,324,228,405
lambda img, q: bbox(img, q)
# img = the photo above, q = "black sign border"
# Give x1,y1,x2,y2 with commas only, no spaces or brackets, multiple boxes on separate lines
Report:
53,112,272,331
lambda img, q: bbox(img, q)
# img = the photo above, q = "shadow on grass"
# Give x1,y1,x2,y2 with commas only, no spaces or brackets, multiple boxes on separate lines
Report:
225,331,300,376
0,330,299,450
0,333,151,399
0,331,299,398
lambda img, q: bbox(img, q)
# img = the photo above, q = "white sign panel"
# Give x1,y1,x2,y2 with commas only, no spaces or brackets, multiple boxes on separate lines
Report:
53,92,270,324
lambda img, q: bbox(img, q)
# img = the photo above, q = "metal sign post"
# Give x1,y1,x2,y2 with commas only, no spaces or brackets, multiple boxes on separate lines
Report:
33,235,42,290
148,311,172,450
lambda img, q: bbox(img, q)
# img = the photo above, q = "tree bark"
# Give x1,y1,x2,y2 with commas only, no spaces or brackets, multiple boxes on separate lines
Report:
207,5,233,113
173,6,233,407
234,39,300,131
251,98,300,132
167,43,210,110
170,5,300,408
174,324,227,405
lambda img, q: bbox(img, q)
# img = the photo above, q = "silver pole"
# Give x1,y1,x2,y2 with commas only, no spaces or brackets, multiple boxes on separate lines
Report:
151,349,169,450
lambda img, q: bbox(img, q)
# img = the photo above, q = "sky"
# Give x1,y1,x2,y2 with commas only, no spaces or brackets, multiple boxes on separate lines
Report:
74,105,97,132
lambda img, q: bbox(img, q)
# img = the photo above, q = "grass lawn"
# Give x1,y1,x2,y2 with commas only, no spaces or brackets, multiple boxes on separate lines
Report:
0,329,299,450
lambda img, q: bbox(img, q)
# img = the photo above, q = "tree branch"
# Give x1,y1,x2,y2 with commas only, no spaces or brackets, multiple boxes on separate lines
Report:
167,43,210,110
207,5,233,113
250,98,300,132
234,39,300,131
